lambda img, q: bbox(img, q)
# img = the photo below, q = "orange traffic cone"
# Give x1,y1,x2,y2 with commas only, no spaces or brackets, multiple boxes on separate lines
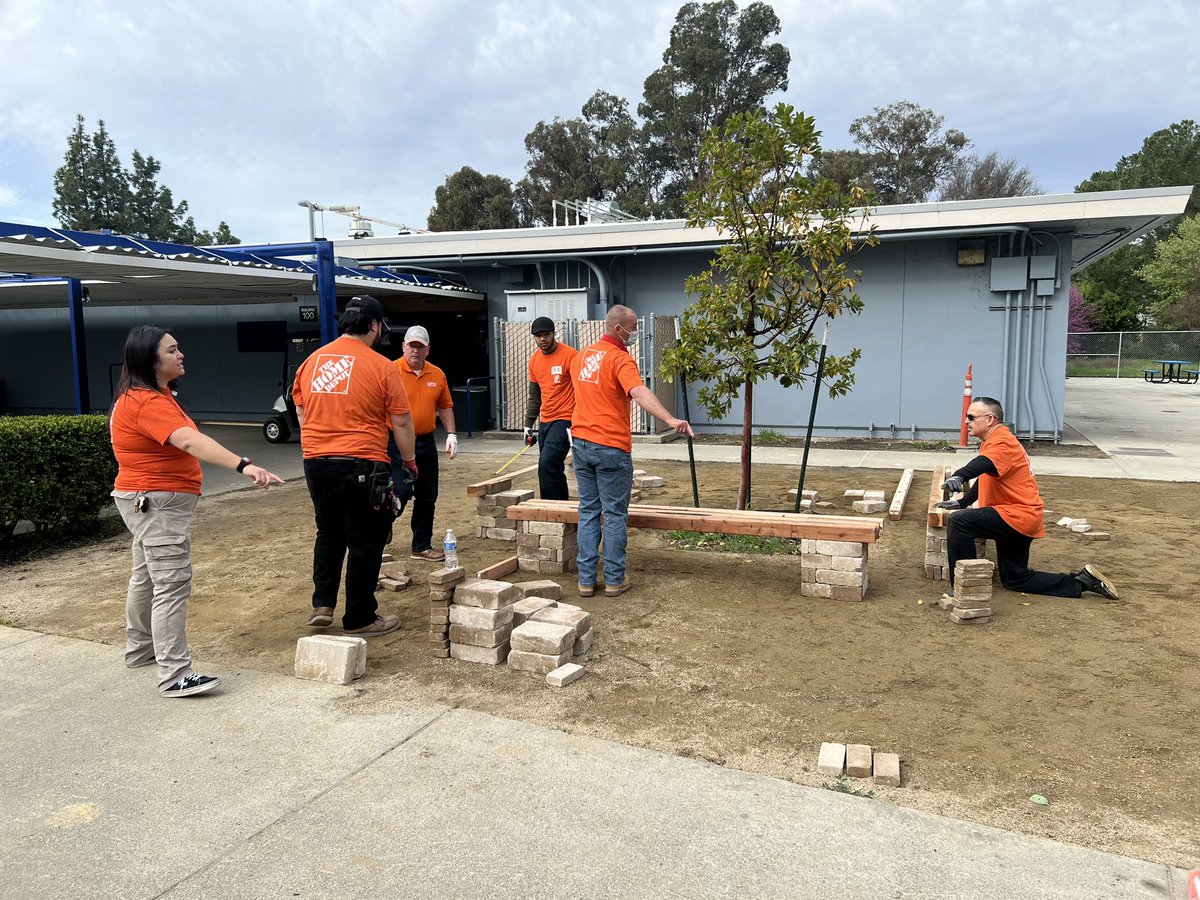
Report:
958,364,973,448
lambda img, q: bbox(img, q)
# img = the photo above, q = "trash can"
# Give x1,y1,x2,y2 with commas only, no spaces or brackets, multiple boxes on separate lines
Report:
451,384,489,436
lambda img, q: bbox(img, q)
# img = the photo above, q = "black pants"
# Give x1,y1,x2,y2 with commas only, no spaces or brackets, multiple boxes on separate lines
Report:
947,506,1082,597
390,432,439,552
303,458,395,629
538,419,572,500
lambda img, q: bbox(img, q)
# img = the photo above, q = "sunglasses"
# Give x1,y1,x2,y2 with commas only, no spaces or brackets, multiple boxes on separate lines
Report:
965,413,993,422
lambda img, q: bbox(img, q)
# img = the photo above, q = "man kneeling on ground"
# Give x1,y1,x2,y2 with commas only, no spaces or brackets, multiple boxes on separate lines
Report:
936,395,1119,602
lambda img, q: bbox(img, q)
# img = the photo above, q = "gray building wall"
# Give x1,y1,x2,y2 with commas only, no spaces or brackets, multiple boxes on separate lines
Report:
440,232,1073,441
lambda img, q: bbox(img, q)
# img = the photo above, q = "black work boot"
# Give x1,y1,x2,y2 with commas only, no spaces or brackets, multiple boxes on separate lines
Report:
1075,564,1120,601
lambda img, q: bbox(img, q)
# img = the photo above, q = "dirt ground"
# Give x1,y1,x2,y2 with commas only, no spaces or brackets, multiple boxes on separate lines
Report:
3,453,1198,868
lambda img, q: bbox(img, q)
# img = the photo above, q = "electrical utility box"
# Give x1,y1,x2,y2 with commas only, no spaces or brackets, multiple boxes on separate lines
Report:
505,288,599,323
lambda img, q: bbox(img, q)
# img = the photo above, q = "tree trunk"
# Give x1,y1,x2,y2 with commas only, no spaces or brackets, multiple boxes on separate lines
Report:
738,375,753,510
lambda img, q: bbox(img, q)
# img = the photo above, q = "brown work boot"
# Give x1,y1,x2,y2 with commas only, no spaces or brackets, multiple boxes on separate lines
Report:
307,606,335,627
344,614,401,636
411,548,446,562
578,583,596,598
604,576,632,598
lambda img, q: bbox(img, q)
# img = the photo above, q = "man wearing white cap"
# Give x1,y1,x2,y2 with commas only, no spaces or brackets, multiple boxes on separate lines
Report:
389,325,457,560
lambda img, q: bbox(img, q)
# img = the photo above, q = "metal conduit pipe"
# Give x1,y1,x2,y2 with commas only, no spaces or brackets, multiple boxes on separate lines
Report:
1032,232,1065,443
999,234,1014,420
1008,236,1025,433
1021,237,1038,441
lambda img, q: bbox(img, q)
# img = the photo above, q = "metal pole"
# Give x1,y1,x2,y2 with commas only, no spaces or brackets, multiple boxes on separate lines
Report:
674,319,700,506
66,278,90,414
795,323,829,513
1116,331,1123,378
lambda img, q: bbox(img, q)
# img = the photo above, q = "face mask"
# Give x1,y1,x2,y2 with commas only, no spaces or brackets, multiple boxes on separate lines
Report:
616,323,637,348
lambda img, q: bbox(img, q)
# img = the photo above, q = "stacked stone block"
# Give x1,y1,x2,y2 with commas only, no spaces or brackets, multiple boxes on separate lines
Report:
429,566,466,658
531,605,593,659
800,539,868,601
946,559,994,624
475,488,534,542
516,521,578,574
448,578,521,665
924,520,988,582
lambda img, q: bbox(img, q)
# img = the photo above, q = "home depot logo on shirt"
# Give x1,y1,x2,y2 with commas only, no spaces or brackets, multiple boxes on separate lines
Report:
551,365,563,384
311,354,354,394
578,349,604,385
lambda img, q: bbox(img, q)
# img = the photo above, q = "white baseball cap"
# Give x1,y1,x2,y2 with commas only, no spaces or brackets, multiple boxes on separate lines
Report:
403,325,430,346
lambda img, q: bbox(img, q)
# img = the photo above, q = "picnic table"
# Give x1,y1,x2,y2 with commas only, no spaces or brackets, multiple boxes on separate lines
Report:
1142,359,1199,384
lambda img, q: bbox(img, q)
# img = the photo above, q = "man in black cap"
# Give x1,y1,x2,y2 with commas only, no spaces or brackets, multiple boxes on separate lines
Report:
523,316,577,500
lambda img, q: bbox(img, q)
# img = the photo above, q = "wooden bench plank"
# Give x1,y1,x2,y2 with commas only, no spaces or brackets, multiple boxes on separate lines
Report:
466,463,540,497
889,468,914,521
508,500,882,543
927,464,949,527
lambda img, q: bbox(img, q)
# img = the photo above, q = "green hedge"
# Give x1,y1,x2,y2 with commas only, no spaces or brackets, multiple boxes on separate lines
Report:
0,415,118,538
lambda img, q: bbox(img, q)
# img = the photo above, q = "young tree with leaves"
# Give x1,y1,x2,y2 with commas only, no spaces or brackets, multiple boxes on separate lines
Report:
1138,214,1200,329
639,0,790,218
427,166,518,232
661,104,876,509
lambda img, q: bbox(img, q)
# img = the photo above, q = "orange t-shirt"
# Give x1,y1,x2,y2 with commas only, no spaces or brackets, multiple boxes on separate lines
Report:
110,388,204,494
293,335,411,462
528,342,577,424
977,425,1045,538
395,359,453,435
568,335,644,453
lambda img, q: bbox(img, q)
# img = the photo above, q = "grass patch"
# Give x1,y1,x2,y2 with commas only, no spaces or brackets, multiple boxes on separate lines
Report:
822,775,875,798
0,613,15,628
754,428,791,446
665,530,802,556
911,440,955,451
0,516,126,567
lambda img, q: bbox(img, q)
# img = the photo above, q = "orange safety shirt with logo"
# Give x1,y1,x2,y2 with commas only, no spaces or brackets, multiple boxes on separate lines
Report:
528,342,578,423
394,358,453,435
568,334,644,453
977,424,1045,538
110,388,204,494
292,334,411,462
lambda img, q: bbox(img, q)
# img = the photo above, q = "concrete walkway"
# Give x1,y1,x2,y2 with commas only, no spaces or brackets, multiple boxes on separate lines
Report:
0,626,1189,899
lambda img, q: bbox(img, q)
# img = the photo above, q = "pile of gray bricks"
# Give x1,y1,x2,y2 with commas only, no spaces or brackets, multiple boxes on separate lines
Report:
474,488,534,542
800,539,869,601
817,741,901,787
924,521,988,582
448,578,522,665
517,521,578,575
378,563,412,592
429,566,466,657
1057,516,1110,541
939,559,994,624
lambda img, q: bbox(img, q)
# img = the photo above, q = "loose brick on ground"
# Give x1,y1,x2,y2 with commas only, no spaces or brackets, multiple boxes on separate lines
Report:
817,741,846,776
873,752,901,787
846,744,873,778
547,662,585,687
294,635,366,686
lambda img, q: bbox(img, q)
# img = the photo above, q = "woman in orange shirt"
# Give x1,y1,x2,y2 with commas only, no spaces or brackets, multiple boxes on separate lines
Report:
110,326,283,697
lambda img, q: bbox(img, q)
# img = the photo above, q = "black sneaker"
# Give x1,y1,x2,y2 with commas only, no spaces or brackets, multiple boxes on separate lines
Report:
1076,565,1120,601
161,673,221,697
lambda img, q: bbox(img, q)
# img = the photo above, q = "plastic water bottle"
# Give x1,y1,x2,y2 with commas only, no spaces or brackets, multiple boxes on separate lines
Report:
443,529,459,569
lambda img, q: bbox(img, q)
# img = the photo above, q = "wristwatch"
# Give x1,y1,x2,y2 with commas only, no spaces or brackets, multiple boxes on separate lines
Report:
236,457,253,473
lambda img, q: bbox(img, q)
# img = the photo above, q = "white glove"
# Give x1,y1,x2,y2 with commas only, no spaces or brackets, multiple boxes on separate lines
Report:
566,427,573,447
444,433,458,460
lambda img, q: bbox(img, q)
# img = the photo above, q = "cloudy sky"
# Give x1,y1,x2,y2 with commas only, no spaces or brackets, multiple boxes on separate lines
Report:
0,0,1196,243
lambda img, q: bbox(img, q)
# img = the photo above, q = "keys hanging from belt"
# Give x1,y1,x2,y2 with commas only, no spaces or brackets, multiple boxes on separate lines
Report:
134,494,148,513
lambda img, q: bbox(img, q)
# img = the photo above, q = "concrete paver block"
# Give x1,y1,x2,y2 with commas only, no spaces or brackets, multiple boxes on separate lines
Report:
517,580,563,600
846,744,873,778
817,741,846,776
546,662,585,687
574,628,594,656
810,540,865,558
294,636,366,685
508,648,572,675
454,578,522,609
512,596,557,625
873,752,902,787
428,567,467,586
852,500,888,514
450,642,510,665
449,604,515,629
530,606,591,637
511,620,576,656
448,623,513,648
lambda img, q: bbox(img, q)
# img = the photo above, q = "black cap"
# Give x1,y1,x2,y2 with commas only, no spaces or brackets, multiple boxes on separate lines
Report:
346,295,385,321
530,316,555,336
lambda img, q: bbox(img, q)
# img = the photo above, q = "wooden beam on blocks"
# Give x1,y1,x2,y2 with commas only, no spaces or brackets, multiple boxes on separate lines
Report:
466,462,540,497
889,469,914,521
476,555,519,580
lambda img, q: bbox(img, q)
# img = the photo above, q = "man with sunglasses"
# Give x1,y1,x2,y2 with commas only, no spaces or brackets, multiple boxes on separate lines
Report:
936,396,1119,602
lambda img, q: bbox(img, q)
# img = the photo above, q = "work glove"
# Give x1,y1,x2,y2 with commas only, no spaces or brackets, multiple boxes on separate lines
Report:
444,433,458,460
400,457,419,487
941,474,965,494
566,427,572,447
936,499,963,510
523,427,537,447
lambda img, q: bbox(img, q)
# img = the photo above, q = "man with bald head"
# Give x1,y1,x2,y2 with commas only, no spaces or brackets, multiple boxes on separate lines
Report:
568,305,693,598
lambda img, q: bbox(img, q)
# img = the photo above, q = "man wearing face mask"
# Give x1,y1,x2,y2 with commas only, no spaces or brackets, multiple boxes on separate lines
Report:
293,295,417,636
389,325,457,561
568,305,693,598
523,316,577,500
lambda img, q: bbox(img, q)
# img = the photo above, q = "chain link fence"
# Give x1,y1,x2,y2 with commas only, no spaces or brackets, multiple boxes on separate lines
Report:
1067,331,1200,377
494,315,678,433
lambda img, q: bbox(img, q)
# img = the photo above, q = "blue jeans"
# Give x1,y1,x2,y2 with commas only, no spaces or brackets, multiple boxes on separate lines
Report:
572,437,633,586
537,419,571,500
